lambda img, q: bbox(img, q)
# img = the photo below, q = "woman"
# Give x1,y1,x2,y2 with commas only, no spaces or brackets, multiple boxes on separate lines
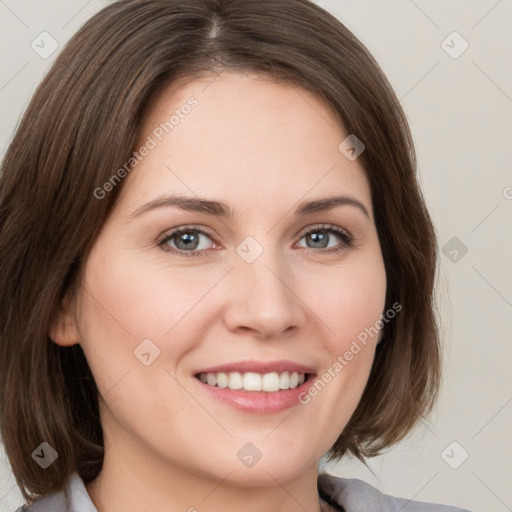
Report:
0,0,472,511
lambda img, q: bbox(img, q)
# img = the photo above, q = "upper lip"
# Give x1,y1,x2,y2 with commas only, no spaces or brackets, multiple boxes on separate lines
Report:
194,360,316,375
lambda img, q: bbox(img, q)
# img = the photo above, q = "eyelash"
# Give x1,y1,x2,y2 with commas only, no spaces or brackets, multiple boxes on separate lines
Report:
157,224,355,258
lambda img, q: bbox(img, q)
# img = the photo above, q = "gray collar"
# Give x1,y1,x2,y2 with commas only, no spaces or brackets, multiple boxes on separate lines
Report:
18,471,472,512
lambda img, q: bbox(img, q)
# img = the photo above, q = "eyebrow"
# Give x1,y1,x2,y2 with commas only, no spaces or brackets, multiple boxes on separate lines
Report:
130,194,370,219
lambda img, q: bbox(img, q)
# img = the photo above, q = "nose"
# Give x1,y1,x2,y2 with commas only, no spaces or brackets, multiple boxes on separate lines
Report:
222,245,307,340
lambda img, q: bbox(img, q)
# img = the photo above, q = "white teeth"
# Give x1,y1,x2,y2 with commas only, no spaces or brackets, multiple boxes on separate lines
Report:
243,372,262,391
217,372,228,388
228,372,243,390
279,371,290,390
262,372,280,392
198,371,307,392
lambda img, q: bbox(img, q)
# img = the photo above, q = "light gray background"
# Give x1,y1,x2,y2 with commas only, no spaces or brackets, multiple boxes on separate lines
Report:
0,1,511,511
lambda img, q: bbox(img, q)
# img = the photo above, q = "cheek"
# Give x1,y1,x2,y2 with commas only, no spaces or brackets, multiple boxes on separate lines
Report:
75,246,237,420
77,249,213,357
297,251,386,430
311,252,387,353
75,255,218,448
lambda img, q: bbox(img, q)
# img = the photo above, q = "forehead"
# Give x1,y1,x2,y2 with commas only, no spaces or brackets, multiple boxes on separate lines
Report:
119,71,372,219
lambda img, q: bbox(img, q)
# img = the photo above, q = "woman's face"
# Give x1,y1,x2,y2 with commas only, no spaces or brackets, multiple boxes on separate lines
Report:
61,71,387,484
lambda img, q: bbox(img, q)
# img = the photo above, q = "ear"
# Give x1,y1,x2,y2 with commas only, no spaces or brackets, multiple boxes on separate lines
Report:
49,294,80,347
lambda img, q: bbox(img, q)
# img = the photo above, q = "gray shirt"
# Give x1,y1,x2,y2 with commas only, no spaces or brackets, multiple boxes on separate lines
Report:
15,471,473,512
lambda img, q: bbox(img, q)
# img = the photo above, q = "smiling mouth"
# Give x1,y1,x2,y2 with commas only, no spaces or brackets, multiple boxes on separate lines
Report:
195,371,312,392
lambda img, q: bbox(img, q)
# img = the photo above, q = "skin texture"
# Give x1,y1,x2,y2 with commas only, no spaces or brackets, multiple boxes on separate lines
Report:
52,71,387,512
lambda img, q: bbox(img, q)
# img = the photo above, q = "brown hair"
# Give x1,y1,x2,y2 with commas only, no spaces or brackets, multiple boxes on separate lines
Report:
0,0,440,502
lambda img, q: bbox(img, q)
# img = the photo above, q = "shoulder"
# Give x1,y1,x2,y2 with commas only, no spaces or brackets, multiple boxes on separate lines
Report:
13,490,67,512
318,472,475,512
12,472,96,512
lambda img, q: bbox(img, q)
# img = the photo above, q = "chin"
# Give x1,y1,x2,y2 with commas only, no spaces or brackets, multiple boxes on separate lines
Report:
191,441,320,487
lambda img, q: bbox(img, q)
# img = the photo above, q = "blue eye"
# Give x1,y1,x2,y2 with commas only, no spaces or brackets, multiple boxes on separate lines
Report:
158,226,216,256
158,224,354,257
296,224,354,254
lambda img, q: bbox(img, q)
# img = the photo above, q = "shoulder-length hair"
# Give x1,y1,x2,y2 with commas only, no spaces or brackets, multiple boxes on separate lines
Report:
0,0,440,502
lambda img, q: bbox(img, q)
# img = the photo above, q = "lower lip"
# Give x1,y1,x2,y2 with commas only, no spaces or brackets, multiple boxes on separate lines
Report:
194,376,316,414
